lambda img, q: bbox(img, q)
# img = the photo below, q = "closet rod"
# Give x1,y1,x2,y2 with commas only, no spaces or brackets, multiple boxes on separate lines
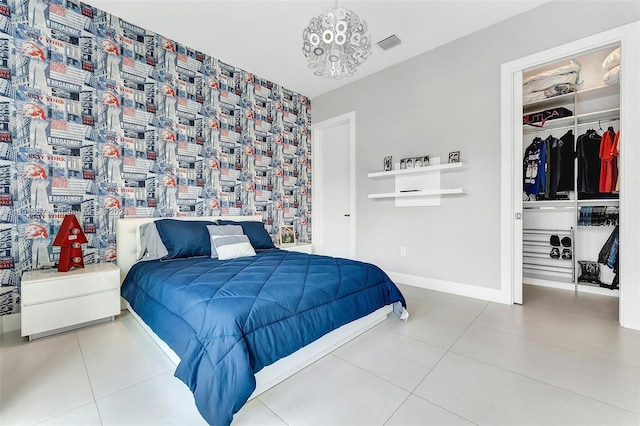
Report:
523,228,572,234
524,116,619,135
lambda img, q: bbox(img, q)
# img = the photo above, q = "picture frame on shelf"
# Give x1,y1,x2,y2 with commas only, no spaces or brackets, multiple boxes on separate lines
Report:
405,158,415,168
400,159,407,169
415,155,429,167
448,151,460,163
383,156,392,171
278,225,296,247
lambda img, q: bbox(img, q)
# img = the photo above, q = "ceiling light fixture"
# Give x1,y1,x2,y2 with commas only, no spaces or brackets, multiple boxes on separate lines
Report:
302,2,372,79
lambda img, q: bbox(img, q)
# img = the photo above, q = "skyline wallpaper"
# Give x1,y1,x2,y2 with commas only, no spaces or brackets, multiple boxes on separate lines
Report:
0,0,312,315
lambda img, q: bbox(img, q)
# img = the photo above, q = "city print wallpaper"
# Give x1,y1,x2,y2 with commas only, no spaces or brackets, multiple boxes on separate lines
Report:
0,0,313,315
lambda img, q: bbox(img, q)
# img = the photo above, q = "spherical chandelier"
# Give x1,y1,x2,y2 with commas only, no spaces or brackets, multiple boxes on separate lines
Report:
302,5,372,79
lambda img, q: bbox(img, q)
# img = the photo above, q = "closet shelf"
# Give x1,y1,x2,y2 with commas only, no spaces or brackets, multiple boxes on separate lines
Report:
523,92,574,112
576,84,620,102
576,108,619,124
368,188,464,199
576,199,619,206
367,162,463,178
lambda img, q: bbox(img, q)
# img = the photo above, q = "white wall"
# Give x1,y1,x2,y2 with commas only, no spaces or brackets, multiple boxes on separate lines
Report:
311,1,640,294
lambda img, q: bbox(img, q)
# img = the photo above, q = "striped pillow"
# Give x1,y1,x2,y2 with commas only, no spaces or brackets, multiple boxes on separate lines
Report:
207,224,244,258
213,235,256,260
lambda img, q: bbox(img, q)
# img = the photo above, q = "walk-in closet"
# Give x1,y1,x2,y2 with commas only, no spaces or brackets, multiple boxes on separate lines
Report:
521,45,621,297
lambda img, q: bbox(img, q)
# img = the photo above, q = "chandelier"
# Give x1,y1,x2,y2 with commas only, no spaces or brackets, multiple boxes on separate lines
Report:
302,5,372,79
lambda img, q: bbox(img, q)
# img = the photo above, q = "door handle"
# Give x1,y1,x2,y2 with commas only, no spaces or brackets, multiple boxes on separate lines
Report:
344,214,350,217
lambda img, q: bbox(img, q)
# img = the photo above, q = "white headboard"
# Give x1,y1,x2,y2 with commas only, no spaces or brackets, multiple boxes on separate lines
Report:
115,215,263,283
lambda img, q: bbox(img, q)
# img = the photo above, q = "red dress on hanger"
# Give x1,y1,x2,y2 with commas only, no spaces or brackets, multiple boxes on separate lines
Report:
599,128,617,193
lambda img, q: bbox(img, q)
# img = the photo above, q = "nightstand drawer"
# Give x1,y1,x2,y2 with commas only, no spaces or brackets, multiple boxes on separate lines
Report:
22,264,119,306
21,289,120,337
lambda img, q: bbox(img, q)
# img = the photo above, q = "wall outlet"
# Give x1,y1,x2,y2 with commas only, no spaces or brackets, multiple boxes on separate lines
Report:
400,246,407,257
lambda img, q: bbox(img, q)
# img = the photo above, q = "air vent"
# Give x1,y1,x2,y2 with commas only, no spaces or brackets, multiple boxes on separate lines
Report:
377,34,402,51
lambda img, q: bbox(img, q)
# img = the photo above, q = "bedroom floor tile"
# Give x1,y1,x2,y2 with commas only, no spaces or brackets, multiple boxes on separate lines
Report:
474,300,640,367
333,327,446,391
76,310,176,399
451,324,640,413
37,402,102,426
95,371,207,426
234,398,286,426
0,331,94,426
258,354,409,426
385,394,475,426
379,310,473,350
2,284,638,426
414,352,640,426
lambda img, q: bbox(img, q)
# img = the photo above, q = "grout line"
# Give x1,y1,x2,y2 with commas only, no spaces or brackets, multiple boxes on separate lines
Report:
449,351,640,416
381,393,413,426
408,393,481,426
470,319,640,369
255,396,290,425
74,331,104,425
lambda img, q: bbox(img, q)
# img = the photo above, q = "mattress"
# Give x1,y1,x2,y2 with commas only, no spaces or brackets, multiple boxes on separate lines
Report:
121,249,406,425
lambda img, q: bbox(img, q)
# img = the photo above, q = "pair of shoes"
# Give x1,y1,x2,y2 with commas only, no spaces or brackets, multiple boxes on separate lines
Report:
550,247,560,259
561,248,572,260
550,235,560,246
561,237,571,248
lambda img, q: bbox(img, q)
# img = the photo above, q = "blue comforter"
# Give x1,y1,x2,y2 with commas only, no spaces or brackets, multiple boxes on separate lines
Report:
121,249,405,425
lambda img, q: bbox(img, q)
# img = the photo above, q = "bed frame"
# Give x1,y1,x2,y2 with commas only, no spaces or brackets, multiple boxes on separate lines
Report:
115,216,392,399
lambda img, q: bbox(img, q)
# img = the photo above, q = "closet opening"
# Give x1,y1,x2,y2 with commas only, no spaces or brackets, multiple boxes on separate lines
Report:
500,21,640,330
521,45,621,298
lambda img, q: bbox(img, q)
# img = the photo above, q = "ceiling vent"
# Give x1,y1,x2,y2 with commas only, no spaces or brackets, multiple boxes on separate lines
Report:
377,34,402,51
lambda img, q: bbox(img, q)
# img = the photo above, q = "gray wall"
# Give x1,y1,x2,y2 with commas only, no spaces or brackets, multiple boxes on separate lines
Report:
312,1,639,290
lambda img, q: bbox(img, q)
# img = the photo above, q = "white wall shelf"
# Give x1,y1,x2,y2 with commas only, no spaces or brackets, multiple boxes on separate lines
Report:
367,161,463,178
368,158,465,206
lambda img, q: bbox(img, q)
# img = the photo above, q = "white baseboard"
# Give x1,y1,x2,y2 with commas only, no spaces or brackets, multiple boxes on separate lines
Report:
1,313,21,334
386,271,508,304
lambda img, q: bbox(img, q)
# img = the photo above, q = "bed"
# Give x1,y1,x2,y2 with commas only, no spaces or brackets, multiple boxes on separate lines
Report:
116,216,407,425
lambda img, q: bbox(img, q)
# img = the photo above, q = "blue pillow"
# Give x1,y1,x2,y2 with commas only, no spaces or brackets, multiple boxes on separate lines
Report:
154,219,216,259
217,220,276,249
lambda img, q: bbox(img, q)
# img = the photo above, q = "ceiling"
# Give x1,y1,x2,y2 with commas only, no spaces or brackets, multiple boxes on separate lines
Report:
85,0,551,98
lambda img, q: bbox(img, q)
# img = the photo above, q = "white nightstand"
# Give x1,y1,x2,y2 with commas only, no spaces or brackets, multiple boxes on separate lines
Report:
280,243,313,254
21,263,121,340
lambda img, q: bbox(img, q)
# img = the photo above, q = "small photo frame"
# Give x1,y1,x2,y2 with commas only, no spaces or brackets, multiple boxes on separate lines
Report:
383,156,392,172
448,151,460,163
405,158,415,168
279,225,296,246
421,156,430,167
400,159,407,169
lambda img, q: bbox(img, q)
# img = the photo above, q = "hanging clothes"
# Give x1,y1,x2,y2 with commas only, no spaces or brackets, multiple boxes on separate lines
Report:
599,127,618,192
557,130,575,192
546,135,563,198
611,130,621,191
523,137,547,195
576,129,601,193
597,225,619,289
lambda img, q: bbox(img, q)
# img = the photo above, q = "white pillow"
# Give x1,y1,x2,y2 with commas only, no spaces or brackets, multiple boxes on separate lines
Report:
137,222,169,260
213,235,256,260
603,65,620,86
207,224,244,258
602,47,620,71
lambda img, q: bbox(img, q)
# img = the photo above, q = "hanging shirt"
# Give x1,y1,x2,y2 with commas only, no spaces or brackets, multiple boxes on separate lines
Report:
599,128,617,193
577,130,601,193
523,137,547,195
557,130,575,192
611,130,621,191
547,135,562,198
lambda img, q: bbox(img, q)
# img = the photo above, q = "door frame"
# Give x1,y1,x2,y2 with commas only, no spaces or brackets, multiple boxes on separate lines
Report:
311,111,357,259
500,21,640,329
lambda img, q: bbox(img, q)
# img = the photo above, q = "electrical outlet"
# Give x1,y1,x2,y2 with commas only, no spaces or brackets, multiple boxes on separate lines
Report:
400,247,407,257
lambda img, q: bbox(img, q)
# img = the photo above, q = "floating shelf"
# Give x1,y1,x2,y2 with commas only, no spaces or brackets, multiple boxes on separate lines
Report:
368,162,463,178
368,188,464,199
367,157,465,207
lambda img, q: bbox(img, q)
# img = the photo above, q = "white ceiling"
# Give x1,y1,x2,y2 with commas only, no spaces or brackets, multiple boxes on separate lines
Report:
85,0,551,98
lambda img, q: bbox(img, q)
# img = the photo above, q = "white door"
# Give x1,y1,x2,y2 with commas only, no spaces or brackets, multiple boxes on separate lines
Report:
312,112,355,259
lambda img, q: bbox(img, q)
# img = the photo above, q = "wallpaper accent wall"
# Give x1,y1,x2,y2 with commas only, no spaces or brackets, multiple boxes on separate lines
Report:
0,0,312,316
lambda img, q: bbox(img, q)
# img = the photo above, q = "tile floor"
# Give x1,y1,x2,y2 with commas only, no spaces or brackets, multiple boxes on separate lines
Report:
1,284,639,426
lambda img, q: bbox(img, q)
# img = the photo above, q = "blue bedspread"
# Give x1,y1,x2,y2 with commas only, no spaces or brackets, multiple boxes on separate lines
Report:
121,249,405,425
